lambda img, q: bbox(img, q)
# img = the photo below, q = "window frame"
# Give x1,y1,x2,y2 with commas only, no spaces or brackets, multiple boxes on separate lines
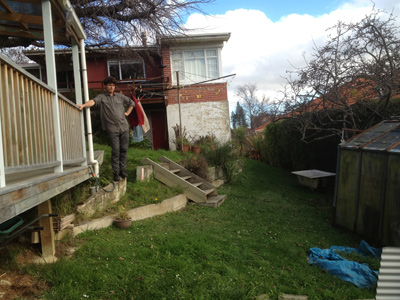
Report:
107,59,146,82
170,47,222,84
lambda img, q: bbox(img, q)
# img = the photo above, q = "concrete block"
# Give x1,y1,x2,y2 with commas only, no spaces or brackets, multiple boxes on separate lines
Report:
73,215,115,236
128,194,187,221
255,294,269,300
212,179,224,188
76,179,126,217
136,165,153,182
207,166,216,182
72,194,187,237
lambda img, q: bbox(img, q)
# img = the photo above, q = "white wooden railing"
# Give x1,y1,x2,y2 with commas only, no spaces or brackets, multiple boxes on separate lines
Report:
0,54,86,187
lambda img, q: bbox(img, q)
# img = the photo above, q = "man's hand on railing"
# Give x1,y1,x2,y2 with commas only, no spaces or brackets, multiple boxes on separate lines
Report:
77,99,95,110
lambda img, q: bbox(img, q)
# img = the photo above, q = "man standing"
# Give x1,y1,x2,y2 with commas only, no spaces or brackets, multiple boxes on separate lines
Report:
78,76,134,181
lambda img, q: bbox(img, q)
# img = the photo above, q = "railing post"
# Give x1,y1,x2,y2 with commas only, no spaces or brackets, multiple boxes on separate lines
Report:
72,42,87,166
0,111,5,187
42,0,63,172
0,59,5,187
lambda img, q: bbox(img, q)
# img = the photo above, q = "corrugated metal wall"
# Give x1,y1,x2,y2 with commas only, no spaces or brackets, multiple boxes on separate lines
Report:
376,247,400,300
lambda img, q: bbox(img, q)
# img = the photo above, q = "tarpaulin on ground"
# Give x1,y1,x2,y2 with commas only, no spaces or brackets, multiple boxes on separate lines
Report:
308,240,381,289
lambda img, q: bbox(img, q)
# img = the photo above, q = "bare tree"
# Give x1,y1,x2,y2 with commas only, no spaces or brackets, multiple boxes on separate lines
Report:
0,0,214,48
0,47,31,63
281,8,400,142
235,83,272,130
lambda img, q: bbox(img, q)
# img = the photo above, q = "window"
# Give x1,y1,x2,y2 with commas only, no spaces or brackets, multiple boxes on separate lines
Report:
108,60,145,80
171,49,220,83
57,70,74,90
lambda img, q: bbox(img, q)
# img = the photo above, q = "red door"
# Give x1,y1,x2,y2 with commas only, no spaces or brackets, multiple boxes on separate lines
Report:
151,111,168,150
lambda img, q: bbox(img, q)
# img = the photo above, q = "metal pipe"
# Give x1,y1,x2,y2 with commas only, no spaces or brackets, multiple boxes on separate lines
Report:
80,39,99,176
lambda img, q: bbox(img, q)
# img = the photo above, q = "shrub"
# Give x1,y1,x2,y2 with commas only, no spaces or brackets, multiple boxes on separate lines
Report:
180,155,209,181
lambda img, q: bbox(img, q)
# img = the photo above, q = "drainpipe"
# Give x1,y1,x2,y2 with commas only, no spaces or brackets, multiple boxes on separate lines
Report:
80,38,99,176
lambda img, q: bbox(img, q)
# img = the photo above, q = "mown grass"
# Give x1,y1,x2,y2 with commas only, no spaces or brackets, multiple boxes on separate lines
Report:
28,158,377,300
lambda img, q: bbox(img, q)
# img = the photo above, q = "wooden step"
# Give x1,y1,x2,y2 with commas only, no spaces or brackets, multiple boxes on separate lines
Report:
201,195,226,208
202,189,215,195
141,157,224,206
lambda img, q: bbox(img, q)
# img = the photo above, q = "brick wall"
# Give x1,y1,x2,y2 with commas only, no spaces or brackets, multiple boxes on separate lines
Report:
161,45,229,105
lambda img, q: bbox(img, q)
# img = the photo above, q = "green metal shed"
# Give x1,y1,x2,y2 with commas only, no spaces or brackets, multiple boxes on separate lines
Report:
334,120,400,246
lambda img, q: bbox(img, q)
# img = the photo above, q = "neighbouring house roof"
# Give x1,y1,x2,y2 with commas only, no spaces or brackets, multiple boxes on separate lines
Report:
0,0,86,45
254,121,272,134
256,77,400,133
340,119,400,153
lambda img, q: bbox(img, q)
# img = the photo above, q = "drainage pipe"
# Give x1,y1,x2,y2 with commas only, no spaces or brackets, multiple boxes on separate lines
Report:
80,38,99,176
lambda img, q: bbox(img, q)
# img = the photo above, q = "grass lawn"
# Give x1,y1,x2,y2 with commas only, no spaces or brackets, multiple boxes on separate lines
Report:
28,157,377,300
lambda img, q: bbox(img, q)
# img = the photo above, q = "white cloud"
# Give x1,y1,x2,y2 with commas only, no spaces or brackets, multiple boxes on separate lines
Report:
184,1,400,113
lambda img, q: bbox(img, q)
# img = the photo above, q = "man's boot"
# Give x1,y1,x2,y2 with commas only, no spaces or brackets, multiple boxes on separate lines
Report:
113,173,121,181
120,170,128,179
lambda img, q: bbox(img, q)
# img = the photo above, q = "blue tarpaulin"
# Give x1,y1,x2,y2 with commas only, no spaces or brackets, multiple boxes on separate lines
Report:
308,240,381,289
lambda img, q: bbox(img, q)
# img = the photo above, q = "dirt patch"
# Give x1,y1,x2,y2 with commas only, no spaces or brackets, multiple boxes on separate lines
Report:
0,239,78,299
0,270,49,299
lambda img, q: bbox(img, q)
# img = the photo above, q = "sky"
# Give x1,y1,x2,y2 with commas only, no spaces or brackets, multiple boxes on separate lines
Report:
182,0,400,113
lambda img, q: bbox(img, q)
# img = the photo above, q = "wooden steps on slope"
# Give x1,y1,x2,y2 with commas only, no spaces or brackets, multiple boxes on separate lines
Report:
140,156,226,208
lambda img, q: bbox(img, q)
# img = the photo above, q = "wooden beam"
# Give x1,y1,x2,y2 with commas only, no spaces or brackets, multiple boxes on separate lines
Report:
0,11,43,25
0,0,14,13
38,200,55,257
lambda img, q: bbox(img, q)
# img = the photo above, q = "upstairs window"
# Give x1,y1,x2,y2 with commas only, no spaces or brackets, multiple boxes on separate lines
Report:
108,60,145,80
171,49,220,83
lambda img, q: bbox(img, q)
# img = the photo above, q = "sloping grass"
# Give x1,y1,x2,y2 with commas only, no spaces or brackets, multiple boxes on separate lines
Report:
28,158,377,300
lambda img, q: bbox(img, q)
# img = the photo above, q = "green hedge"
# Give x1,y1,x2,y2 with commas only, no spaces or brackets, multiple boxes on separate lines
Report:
261,99,400,171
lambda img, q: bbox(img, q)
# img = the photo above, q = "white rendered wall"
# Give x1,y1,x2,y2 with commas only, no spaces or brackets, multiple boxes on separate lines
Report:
167,101,231,150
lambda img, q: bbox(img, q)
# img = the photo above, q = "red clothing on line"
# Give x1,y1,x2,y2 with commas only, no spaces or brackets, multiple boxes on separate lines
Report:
128,96,145,127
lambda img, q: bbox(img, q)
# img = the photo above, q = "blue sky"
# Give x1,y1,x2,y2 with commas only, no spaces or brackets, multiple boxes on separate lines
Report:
183,0,400,112
201,0,343,22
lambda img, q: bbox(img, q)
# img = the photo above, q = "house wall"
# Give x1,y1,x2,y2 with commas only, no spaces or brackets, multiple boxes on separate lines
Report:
87,58,108,91
166,101,231,150
161,46,231,149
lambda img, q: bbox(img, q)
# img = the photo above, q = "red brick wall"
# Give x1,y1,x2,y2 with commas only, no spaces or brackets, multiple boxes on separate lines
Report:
166,83,228,105
161,45,228,105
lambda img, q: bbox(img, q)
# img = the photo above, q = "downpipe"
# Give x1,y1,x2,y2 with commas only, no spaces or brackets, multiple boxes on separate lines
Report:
80,38,99,176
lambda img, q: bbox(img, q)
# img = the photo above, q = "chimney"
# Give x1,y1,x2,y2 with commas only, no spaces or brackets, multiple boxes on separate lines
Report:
141,32,147,46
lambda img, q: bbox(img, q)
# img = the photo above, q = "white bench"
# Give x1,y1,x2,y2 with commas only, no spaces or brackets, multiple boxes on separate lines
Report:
291,169,336,189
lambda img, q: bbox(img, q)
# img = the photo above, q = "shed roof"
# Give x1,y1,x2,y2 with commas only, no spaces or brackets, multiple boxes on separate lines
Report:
340,120,400,153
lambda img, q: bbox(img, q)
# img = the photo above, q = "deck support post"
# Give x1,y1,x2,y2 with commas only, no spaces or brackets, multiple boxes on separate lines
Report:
38,200,55,258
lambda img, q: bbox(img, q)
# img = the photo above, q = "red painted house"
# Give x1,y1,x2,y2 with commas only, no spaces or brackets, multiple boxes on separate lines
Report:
24,33,232,150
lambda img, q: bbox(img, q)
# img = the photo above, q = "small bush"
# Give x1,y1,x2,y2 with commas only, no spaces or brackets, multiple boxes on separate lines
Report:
181,154,209,181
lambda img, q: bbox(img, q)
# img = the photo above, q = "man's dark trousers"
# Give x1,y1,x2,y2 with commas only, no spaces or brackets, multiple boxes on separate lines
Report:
108,130,129,178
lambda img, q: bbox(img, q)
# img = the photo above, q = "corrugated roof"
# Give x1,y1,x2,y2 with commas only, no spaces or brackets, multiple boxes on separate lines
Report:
340,120,400,153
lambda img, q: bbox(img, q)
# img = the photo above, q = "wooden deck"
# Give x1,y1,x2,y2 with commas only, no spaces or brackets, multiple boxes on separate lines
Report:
0,151,103,224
